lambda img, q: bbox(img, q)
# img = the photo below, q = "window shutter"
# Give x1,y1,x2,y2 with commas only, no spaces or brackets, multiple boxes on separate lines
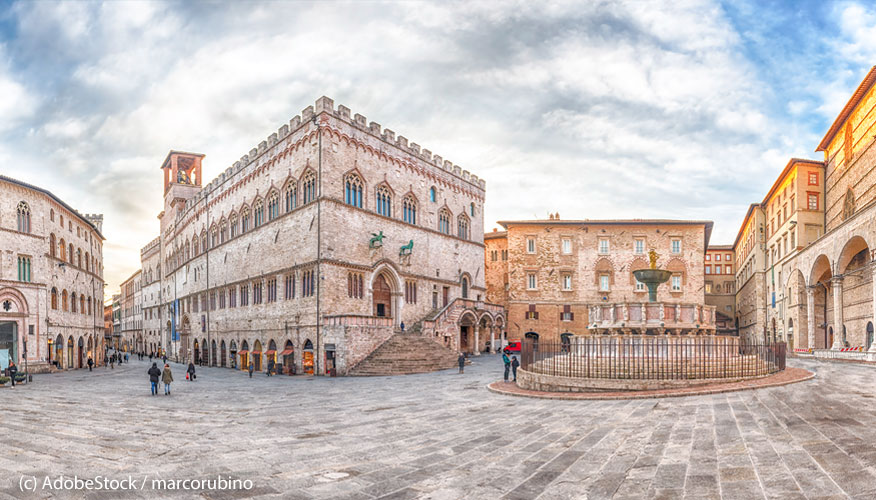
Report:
534,312,539,320
570,312,574,320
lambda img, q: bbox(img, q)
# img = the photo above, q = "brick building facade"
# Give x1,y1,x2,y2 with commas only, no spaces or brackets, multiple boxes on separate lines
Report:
136,97,504,375
704,244,736,334
0,175,105,373
485,216,715,344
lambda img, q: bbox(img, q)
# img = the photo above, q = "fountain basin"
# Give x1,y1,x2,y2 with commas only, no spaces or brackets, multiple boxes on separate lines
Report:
632,269,673,302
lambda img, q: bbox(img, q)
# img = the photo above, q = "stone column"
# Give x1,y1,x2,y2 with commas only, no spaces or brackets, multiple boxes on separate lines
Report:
474,325,480,355
831,277,844,350
490,327,495,354
806,287,816,350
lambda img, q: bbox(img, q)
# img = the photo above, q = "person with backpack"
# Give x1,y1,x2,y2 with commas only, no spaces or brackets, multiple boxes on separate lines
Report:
502,351,511,381
147,363,161,395
7,361,18,387
511,356,520,382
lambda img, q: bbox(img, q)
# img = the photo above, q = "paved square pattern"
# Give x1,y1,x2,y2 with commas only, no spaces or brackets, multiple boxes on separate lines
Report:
1,355,876,499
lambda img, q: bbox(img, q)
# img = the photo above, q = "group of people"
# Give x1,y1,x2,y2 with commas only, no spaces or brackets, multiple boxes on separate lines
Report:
147,363,173,395
455,351,519,382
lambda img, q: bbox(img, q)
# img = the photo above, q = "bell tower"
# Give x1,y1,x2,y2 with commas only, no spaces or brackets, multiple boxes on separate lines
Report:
159,151,205,230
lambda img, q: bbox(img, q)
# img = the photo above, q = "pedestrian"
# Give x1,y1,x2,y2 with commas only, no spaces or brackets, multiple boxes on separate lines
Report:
511,356,519,382
87,357,94,372
110,357,114,369
147,362,161,395
7,361,17,387
502,351,511,381
267,359,274,377
187,362,196,381
162,354,167,365
125,353,129,363
458,352,465,374
162,364,173,395
400,321,405,332
248,362,254,378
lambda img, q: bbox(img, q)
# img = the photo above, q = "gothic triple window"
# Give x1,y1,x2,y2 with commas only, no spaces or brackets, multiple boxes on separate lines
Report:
302,171,316,204
285,183,297,212
192,236,199,257
457,214,470,240
220,221,227,243
241,207,250,233
253,200,265,227
345,173,363,208
16,201,30,233
438,208,451,235
268,192,279,221
347,272,364,299
403,195,417,225
376,185,391,217
211,226,218,247
230,214,238,238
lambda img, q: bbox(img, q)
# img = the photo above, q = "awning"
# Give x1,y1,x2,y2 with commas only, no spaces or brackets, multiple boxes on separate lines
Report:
237,350,249,355
251,350,262,355
264,349,276,355
280,348,294,355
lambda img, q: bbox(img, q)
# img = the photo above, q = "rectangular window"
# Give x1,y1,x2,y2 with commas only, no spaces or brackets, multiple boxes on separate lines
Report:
210,292,216,311
671,275,681,291
219,289,226,309
714,265,721,274
599,275,610,291
561,305,574,321
200,294,206,312
807,192,818,210
527,238,536,254
635,278,644,291
705,265,711,274
229,288,237,308
561,238,571,254
527,273,537,290
705,282,712,294
253,281,263,304
405,280,417,304
671,239,681,254
17,256,31,282
267,278,277,303
791,195,795,211
714,254,721,261
634,239,644,254
525,304,538,320
240,285,249,306
705,254,710,261
598,239,609,254
562,274,572,290
348,272,363,299
808,171,818,185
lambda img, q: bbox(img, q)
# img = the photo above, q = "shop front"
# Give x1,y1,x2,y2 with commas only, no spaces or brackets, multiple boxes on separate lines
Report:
0,322,17,371
280,340,295,375
238,340,249,371
302,339,314,375
251,340,262,371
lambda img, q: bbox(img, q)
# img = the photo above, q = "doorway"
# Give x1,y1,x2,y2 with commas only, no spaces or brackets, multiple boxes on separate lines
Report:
373,274,392,317
303,339,314,375
460,326,469,352
0,322,16,371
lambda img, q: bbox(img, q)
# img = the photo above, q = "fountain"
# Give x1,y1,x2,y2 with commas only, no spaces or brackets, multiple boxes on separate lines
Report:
632,250,673,303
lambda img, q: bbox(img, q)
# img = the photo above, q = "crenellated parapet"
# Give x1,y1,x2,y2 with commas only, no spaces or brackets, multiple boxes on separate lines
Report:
140,236,161,257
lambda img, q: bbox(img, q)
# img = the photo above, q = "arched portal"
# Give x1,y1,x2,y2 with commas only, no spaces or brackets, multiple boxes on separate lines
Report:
267,339,277,370
525,331,540,352
302,339,314,375
458,310,477,354
55,334,63,368
253,340,263,371
838,236,871,348
868,322,874,350
282,340,295,375
77,337,84,368
220,340,227,367
239,340,249,371
201,338,208,366
373,274,392,318
211,340,217,367
193,339,200,365
67,336,74,368
810,255,832,349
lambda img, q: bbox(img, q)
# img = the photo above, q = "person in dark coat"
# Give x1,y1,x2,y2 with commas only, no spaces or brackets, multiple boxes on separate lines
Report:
7,361,18,387
458,353,465,374
511,356,519,382
87,357,94,371
187,362,196,381
147,363,161,395
248,362,254,378
267,359,274,377
502,352,511,381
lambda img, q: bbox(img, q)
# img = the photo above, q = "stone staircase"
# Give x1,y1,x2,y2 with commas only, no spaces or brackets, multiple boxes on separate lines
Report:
348,330,460,376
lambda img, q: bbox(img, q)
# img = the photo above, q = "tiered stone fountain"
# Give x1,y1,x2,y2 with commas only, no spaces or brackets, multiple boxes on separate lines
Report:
632,250,672,302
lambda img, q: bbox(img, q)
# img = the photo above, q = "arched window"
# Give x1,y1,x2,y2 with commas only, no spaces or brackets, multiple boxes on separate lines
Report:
50,234,56,257
470,202,475,216
68,243,74,264
62,290,68,311
438,208,451,234
80,295,85,315
211,225,219,246
302,170,316,204
253,199,265,227
267,191,279,221
88,297,92,316
376,185,391,217
285,182,297,212
192,236,199,257
241,207,250,233
16,201,31,233
429,187,436,203
230,213,238,238
51,288,58,310
220,220,227,243
71,292,77,313
461,276,469,299
200,230,207,251
344,173,363,207
457,214,470,240
85,252,90,271
59,238,66,260
77,248,82,268
185,241,191,260
403,195,417,225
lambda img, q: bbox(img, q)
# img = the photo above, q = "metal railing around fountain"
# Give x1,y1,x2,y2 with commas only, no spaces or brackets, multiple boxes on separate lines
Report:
520,337,786,380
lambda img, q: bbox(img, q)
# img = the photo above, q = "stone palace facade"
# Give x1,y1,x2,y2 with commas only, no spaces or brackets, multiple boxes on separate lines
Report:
136,97,504,375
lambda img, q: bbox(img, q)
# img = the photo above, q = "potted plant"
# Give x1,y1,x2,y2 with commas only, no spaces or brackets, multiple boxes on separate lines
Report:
0,376,9,387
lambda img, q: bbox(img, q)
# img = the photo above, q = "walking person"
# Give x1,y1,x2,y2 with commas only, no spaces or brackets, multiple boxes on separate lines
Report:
147,363,161,395
248,362,254,378
124,353,129,363
7,361,17,387
187,362,196,381
511,356,519,382
162,354,167,365
110,357,115,369
458,352,465,374
87,357,94,372
162,364,173,395
267,359,274,377
502,351,511,382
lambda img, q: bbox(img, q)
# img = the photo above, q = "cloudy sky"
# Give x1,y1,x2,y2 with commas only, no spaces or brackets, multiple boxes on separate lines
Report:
1,0,874,293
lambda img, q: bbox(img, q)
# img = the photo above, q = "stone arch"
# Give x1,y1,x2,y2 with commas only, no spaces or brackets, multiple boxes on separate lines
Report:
837,235,870,274
665,258,686,285
460,272,473,299
809,254,832,287
0,287,28,315
593,257,614,285
369,261,403,325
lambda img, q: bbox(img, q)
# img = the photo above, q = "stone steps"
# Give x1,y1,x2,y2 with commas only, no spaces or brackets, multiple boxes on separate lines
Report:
350,333,459,376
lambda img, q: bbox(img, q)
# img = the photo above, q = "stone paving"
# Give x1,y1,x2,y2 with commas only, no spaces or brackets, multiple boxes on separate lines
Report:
2,355,876,499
